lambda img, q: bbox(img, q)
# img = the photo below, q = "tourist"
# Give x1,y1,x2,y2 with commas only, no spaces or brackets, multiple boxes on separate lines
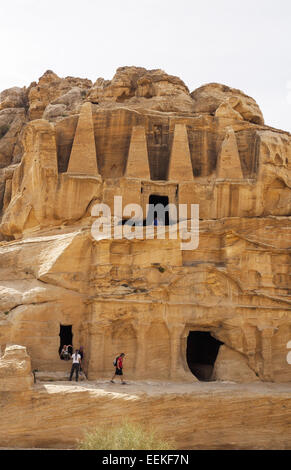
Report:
60,345,66,360
60,345,70,361
78,346,84,361
69,349,82,382
78,346,85,375
110,353,126,384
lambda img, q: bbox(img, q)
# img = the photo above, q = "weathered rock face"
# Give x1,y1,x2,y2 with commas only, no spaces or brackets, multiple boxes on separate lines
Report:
87,66,195,113
28,70,92,121
0,344,33,391
191,82,265,125
0,115,102,238
0,66,291,389
0,87,27,111
0,108,26,168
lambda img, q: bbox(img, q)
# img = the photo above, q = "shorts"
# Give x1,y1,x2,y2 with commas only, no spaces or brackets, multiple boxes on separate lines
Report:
115,368,123,375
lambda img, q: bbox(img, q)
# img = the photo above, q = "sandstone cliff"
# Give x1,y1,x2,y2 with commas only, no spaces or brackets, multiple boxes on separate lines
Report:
0,67,291,449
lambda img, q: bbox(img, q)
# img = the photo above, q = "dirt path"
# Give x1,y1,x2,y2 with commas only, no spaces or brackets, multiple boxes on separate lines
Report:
37,379,291,397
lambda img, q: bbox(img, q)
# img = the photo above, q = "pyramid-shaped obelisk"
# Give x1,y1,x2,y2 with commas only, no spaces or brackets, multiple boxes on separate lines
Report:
168,123,193,181
217,128,243,179
67,102,99,175
125,125,150,179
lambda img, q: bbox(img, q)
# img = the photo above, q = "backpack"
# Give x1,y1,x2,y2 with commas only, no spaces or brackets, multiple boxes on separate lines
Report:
73,352,79,362
113,356,119,367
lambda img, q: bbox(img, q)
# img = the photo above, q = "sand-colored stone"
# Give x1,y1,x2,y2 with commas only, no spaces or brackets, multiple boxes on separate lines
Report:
216,127,243,179
87,66,194,113
125,126,150,179
191,82,264,125
1,67,291,449
0,380,291,449
0,87,26,111
28,70,92,121
212,345,260,382
67,102,99,176
1,219,291,384
0,344,33,391
0,108,26,169
0,119,102,237
168,123,193,181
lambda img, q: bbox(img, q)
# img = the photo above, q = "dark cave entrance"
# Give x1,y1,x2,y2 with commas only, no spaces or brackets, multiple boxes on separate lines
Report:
145,194,170,226
186,331,224,381
59,325,73,356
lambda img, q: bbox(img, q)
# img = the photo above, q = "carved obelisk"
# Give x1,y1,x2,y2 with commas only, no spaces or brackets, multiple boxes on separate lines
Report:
168,123,193,181
217,128,243,179
125,125,150,179
67,102,99,175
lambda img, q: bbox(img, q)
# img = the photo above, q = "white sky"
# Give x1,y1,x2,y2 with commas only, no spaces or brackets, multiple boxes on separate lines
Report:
1,0,291,131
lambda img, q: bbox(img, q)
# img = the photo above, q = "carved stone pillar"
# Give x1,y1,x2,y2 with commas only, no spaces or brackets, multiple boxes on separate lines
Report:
132,321,151,379
167,323,188,380
259,326,275,382
87,323,110,379
243,325,257,370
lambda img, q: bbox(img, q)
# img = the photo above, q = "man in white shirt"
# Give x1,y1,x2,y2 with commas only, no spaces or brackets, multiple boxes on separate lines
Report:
69,349,81,382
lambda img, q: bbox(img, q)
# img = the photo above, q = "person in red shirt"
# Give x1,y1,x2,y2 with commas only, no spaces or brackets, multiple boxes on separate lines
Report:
110,353,126,384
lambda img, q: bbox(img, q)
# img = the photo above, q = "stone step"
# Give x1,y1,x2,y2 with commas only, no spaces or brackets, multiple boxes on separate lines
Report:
34,370,87,382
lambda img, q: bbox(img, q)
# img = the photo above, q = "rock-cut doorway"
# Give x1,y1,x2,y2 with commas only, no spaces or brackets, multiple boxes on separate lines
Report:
186,331,224,381
59,324,73,357
146,194,170,226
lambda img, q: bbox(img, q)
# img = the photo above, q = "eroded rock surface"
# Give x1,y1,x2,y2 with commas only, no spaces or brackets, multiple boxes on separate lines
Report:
191,82,264,124
0,344,33,391
0,67,291,449
0,381,291,450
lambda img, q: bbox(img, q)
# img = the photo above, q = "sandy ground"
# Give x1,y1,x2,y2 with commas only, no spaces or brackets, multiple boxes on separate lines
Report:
35,379,291,397
1,379,291,450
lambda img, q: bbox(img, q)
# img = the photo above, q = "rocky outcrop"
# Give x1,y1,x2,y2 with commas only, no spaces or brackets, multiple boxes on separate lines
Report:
28,70,92,121
191,82,264,124
0,87,27,111
0,344,33,391
0,108,26,168
87,66,195,113
0,86,28,171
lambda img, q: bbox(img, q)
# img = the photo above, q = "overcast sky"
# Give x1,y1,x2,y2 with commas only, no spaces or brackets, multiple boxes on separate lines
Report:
1,0,291,131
